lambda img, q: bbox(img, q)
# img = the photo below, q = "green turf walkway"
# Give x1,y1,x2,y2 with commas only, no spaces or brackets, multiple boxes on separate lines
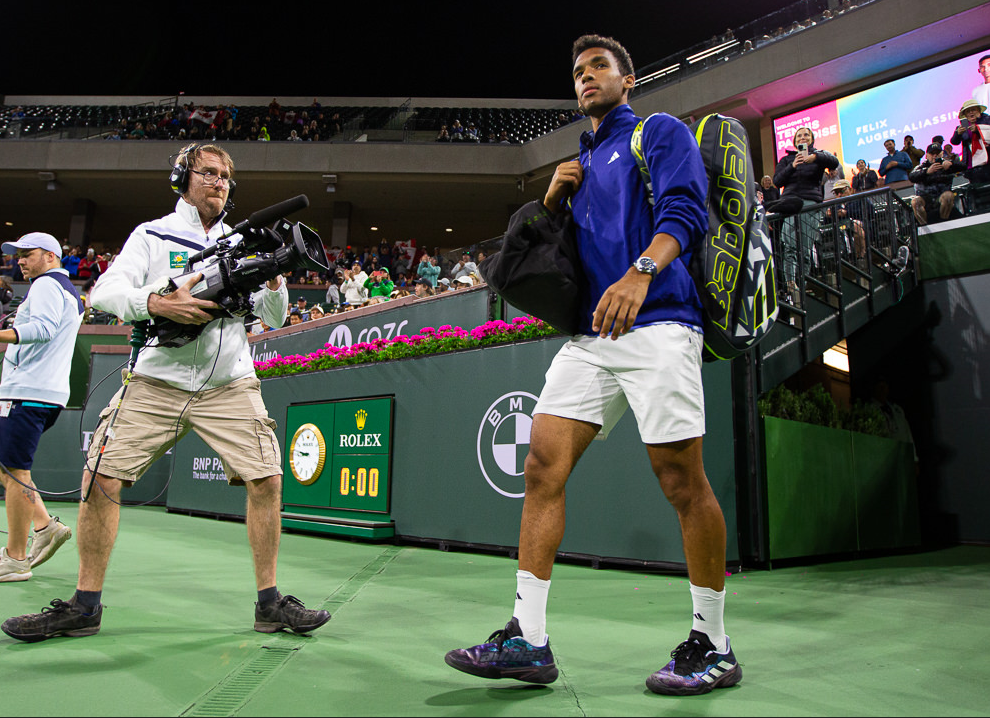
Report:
1,504,986,716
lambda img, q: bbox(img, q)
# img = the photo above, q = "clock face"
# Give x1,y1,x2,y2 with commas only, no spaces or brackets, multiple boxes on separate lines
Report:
289,423,326,485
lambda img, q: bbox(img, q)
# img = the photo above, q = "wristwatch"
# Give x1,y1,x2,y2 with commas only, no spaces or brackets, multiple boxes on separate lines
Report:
632,256,658,279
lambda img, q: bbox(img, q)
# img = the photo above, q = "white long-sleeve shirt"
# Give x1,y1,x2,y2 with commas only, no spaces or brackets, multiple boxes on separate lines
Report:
90,198,288,391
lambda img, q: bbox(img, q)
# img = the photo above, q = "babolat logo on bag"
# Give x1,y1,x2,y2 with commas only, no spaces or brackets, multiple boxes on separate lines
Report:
632,113,778,362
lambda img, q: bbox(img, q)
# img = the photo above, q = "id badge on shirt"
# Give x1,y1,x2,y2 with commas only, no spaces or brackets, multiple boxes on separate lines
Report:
0,400,12,418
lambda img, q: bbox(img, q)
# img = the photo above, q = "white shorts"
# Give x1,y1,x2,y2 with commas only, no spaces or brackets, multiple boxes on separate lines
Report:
534,323,705,444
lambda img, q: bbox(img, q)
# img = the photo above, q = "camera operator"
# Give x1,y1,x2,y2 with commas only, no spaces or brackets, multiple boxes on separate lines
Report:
2,143,330,643
909,143,965,225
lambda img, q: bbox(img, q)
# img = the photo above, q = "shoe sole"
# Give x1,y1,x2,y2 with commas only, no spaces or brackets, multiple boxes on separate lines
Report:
29,528,72,569
0,571,32,582
646,664,742,696
254,614,331,635
1,624,100,642
444,652,559,685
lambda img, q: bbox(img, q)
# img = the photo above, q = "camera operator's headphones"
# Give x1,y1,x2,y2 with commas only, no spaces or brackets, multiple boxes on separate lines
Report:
168,143,236,211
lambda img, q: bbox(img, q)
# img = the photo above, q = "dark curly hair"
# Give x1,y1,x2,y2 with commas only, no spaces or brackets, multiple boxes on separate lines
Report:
571,35,634,78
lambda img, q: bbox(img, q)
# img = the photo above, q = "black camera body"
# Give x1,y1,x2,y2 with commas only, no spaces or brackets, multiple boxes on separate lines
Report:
151,217,329,347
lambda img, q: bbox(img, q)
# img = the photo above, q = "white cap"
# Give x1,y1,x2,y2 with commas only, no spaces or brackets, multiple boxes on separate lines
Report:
2,232,62,258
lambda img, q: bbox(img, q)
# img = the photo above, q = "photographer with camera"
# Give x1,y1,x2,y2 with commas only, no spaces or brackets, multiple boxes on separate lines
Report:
363,267,394,304
2,144,330,643
951,99,990,184
909,143,965,225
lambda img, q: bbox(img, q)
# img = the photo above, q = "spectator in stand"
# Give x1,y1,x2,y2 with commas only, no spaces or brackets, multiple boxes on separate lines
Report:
268,98,281,119
449,120,465,141
499,131,511,144
294,297,309,320
258,126,270,142
288,129,302,141
128,122,145,140
1,253,18,278
821,164,844,198
901,135,924,168
878,139,912,185
378,240,393,272
76,248,97,280
852,159,879,192
411,277,432,298
941,143,961,164
951,99,990,184
62,246,81,278
436,277,451,293
825,180,868,264
772,126,839,290
436,125,451,142
759,175,780,205
465,123,480,142
364,268,394,304
341,263,369,306
450,252,478,281
325,270,343,308
909,143,965,225
286,309,303,326
416,252,440,288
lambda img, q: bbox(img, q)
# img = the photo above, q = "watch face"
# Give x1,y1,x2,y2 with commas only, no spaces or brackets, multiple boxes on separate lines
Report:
635,257,657,276
289,423,326,484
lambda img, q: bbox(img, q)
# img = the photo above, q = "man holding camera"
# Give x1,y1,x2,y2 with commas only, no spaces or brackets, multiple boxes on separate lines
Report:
909,143,965,225
2,143,330,642
951,99,990,185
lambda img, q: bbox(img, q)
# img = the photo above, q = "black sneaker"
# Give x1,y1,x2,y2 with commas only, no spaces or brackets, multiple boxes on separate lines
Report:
444,617,558,685
1,597,102,643
254,592,330,634
646,630,742,696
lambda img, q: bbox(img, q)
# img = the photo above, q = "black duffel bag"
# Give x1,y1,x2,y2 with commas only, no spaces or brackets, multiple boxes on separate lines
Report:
478,200,586,336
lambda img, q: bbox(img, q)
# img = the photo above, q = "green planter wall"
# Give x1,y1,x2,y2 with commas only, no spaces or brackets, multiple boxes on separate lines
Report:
762,417,920,560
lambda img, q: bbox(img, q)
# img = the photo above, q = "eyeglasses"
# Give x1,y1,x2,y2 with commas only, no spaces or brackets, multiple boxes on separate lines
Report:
189,168,232,187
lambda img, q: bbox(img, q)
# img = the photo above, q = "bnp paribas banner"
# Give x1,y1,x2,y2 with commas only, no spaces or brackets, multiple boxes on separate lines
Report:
250,288,490,364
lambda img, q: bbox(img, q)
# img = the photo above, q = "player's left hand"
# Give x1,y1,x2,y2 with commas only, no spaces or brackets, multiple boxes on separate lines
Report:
592,270,652,340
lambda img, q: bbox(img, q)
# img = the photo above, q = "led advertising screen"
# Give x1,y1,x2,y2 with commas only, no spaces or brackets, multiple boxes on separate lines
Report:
772,48,990,175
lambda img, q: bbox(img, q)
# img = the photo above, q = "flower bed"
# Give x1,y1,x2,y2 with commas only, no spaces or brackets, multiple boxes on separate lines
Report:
253,316,560,378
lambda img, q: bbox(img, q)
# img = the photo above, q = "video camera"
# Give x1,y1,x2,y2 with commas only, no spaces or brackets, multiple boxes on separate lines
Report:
150,195,330,347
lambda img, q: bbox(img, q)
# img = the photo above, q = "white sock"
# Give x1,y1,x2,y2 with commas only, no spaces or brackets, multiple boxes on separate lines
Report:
513,570,550,647
690,583,727,653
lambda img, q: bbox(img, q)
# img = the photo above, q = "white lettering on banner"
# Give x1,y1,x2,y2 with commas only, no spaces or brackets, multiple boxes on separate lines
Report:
328,325,353,347
251,344,279,363
192,455,226,481
339,433,382,448
329,319,410,347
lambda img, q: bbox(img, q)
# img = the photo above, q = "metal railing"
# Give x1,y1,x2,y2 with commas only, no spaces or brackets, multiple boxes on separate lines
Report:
757,187,918,389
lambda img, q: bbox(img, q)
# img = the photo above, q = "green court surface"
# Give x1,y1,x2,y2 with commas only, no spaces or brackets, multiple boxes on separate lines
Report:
1,503,986,717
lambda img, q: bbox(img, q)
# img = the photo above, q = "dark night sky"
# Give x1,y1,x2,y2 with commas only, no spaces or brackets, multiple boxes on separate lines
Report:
8,2,794,99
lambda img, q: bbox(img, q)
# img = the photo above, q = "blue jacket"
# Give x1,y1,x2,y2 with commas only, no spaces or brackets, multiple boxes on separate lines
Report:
570,105,708,335
879,150,912,183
